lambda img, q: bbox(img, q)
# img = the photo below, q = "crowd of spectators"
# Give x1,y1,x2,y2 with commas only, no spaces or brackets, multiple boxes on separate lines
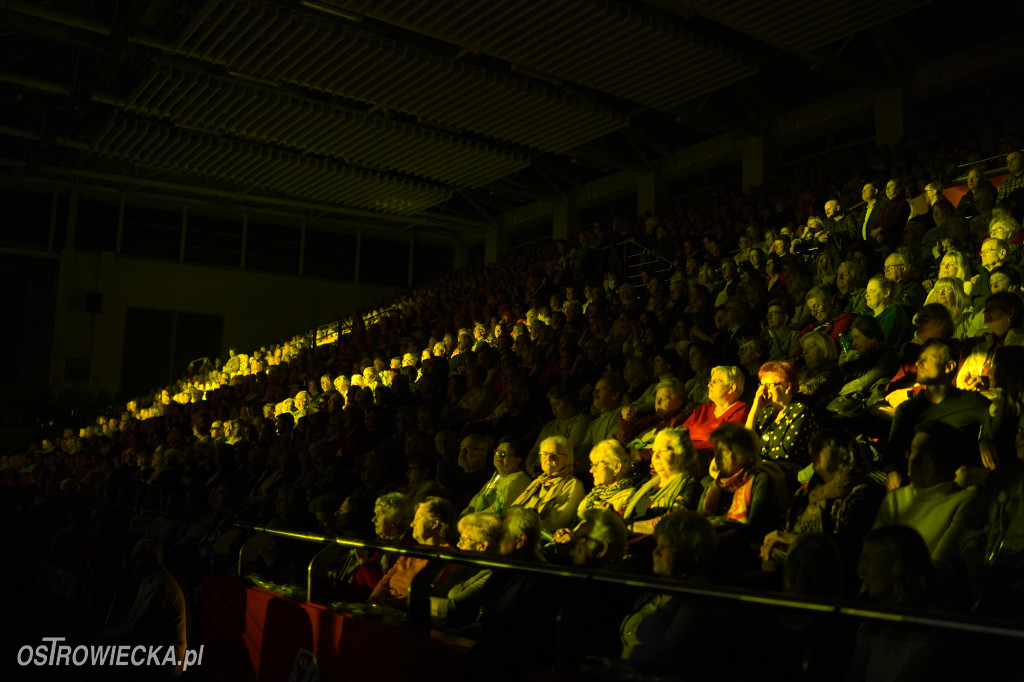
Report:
4,130,1024,679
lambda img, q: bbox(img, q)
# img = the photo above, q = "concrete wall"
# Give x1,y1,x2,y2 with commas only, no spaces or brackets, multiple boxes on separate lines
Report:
50,249,403,397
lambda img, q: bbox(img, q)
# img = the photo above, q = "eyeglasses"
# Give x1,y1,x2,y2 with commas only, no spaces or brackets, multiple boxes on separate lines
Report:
540,451,566,460
494,451,516,459
761,381,784,391
589,461,609,469
766,311,785,317
935,287,954,294
884,264,905,272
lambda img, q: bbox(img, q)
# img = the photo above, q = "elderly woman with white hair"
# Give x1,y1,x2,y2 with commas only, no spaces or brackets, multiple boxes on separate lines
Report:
430,512,504,627
579,440,637,516
551,440,636,546
511,436,586,534
624,428,704,535
681,366,749,461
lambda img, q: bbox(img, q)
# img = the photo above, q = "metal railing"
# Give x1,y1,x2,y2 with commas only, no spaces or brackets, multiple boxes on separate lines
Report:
235,522,1024,642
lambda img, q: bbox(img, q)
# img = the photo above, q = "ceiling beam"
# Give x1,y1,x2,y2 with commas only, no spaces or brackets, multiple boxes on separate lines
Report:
0,157,490,231
455,190,501,225
568,146,649,174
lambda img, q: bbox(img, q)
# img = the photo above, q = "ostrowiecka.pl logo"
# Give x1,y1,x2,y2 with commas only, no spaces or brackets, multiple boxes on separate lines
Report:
17,637,203,671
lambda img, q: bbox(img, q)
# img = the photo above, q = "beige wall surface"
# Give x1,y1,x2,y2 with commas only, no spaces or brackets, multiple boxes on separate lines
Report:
50,249,403,397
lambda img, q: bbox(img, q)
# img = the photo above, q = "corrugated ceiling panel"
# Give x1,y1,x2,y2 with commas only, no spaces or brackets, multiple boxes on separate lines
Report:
92,117,451,214
327,0,758,110
174,1,627,153
123,65,530,187
685,0,934,51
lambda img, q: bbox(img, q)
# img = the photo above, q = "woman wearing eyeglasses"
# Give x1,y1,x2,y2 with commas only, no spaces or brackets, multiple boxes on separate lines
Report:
746,360,817,476
510,436,585,534
462,438,531,517
551,441,638,546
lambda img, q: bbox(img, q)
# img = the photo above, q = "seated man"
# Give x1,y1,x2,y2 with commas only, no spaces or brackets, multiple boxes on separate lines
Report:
883,252,926,314
874,421,978,566
95,540,187,676
836,260,870,317
887,339,992,491
971,237,1012,306
618,378,690,460
578,374,629,458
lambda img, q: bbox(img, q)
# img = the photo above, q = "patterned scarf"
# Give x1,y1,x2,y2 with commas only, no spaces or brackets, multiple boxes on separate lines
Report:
702,466,755,523
514,471,569,508
792,471,856,536
579,478,632,512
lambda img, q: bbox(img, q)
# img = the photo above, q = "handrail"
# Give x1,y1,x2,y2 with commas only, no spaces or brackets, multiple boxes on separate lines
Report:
237,522,1024,641
955,151,1017,170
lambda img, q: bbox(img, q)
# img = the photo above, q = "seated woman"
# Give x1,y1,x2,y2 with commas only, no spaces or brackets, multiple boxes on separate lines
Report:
369,496,459,607
683,341,714,411
527,385,590,462
761,429,883,590
797,331,843,410
826,316,899,417
618,511,724,676
510,436,586,535
462,438,531,517
864,274,912,350
330,492,412,601
745,360,817,473
923,276,973,340
575,440,636,518
699,423,782,560
764,253,787,299
404,452,445,509
923,249,973,297
624,428,704,535
847,526,946,681
681,366,749,463
430,512,504,628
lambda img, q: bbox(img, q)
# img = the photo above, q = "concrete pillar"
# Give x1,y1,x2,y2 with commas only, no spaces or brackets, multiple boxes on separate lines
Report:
454,237,468,269
875,88,904,148
742,136,765,192
485,228,499,265
553,202,578,240
636,172,665,216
